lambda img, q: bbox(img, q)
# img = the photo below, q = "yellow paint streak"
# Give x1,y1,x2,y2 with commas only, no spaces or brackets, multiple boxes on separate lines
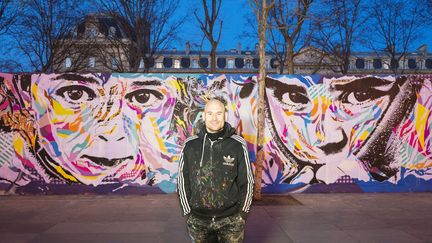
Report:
82,175,102,180
151,117,168,153
176,117,186,128
415,104,429,150
311,100,319,115
31,83,40,102
13,136,25,156
243,134,257,144
295,140,303,150
57,132,68,138
52,99,74,115
360,131,369,140
169,78,187,97
407,161,432,170
284,110,294,116
54,165,78,182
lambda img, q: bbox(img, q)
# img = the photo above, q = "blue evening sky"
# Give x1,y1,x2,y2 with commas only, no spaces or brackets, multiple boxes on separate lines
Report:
175,0,432,52
175,0,255,51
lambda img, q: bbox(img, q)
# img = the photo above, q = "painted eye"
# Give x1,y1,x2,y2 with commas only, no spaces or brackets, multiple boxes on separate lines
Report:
272,89,310,111
55,85,96,104
125,89,163,107
282,91,309,105
348,91,370,103
341,88,386,105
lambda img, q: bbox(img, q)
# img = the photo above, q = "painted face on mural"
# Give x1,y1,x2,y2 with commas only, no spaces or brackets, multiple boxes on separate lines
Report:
265,75,408,183
30,73,180,187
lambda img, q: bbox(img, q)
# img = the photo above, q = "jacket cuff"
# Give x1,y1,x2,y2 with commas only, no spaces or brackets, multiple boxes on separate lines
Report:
240,211,248,220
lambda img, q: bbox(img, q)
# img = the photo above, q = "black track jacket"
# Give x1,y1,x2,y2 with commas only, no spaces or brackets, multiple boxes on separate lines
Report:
177,122,254,219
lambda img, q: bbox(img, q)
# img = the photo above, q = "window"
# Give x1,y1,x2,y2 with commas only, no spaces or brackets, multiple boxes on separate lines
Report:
65,57,72,68
200,58,209,68
111,58,119,69
235,58,244,68
228,59,234,69
373,59,382,69
108,26,116,38
156,62,163,68
192,59,199,68
87,26,98,38
139,59,144,69
390,59,399,69
88,57,95,68
217,58,226,68
163,58,173,68
426,59,432,69
253,58,259,68
174,59,180,69
270,58,276,69
181,58,190,68
355,59,365,69
408,59,417,69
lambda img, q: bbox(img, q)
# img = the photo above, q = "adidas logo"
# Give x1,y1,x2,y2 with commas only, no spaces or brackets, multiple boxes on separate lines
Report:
223,155,235,166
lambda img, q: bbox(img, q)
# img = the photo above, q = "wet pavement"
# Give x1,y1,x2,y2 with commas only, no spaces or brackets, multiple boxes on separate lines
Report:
1,193,431,243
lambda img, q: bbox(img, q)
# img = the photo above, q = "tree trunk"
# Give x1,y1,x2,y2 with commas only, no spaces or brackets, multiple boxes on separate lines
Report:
286,42,294,74
254,0,271,201
278,59,284,74
210,44,217,73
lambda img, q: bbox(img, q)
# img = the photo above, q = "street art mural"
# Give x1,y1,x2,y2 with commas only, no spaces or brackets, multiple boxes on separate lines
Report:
0,73,431,194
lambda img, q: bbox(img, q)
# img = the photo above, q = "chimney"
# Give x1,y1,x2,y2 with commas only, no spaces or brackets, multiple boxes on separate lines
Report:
185,41,190,55
237,42,242,55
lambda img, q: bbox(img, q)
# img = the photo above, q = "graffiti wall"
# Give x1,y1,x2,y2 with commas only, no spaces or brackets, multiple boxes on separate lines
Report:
0,73,431,194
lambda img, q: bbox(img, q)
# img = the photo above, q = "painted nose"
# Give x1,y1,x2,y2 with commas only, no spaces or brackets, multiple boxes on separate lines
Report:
317,129,348,155
97,122,126,142
93,118,134,159
314,101,348,155
98,134,125,142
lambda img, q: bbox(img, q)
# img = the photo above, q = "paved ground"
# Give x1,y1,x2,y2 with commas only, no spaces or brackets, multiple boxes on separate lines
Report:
1,193,431,243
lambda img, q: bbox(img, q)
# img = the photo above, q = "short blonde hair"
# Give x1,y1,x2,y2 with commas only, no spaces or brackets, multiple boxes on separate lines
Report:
206,96,227,111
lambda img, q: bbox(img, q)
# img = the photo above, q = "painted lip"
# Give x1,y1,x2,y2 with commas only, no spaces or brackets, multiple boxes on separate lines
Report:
80,155,134,167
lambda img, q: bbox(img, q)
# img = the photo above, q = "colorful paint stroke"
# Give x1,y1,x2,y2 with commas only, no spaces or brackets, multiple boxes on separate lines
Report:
0,73,432,194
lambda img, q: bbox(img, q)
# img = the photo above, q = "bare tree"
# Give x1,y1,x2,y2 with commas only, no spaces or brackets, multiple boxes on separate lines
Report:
366,0,425,74
0,1,22,71
194,0,223,73
268,0,313,74
249,0,274,201
310,0,368,74
418,0,432,24
96,0,183,72
0,0,18,35
12,0,90,72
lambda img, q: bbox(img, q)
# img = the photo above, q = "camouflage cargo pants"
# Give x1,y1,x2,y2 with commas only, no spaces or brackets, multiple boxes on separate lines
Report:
186,213,245,243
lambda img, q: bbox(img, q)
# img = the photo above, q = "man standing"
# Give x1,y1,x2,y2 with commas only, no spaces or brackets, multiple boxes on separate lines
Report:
177,97,254,243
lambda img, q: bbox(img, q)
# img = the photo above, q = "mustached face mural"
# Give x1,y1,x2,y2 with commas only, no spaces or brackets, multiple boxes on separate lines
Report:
24,73,192,192
263,75,422,188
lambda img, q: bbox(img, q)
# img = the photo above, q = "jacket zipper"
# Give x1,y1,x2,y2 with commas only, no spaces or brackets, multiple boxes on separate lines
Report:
209,140,215,164
200,137,221,167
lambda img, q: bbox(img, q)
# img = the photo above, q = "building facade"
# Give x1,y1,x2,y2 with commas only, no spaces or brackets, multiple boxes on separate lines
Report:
59,14,432,74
